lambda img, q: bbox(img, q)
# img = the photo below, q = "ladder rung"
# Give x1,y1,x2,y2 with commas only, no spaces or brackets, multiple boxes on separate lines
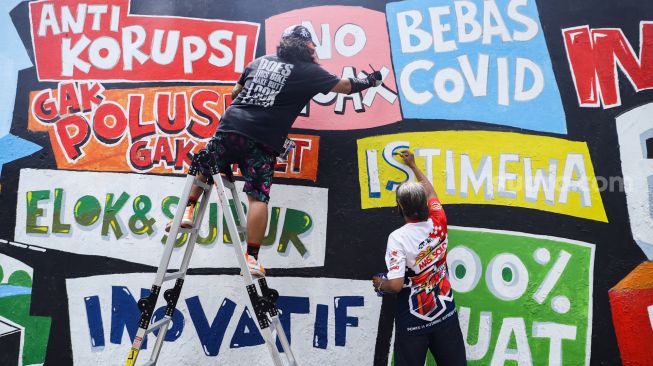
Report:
142,362,155,366
144,318,171,335
178,227,196,234
194,180,211,190
163,271,185,282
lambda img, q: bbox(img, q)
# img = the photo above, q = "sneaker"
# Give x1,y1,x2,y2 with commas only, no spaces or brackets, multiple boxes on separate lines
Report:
165,204,195,232
245,254,266,278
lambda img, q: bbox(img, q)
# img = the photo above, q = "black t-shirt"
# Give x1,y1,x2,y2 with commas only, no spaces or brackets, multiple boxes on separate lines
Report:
217,55,340,151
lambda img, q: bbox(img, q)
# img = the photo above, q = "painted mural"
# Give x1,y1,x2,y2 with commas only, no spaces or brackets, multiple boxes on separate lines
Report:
68,275,380,364
385,0,566,134
0,254,51,366
356,131,607,221
448,228,594,365
0,0,650,365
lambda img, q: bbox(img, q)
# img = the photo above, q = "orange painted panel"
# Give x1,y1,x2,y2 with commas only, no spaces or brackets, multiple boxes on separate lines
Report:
28,83,320,180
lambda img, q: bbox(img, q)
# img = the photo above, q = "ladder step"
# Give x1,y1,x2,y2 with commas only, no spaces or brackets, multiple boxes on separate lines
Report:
178,227,196,234
142,361,155,366
163,271,185,282
194,180,211,190
144,318,171,335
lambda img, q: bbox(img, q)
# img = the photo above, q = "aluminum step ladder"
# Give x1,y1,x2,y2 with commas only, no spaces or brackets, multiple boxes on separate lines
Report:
125,151,298,366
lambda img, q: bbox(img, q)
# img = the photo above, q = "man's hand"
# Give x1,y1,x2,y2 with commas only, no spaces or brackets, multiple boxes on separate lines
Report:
367,70,383,87
336,68,383,94
372,273,403,294
398,149,416,167
372,275,384,292
397,149,438,199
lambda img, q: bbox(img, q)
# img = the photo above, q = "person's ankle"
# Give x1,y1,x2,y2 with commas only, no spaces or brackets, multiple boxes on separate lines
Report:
247,243,260,260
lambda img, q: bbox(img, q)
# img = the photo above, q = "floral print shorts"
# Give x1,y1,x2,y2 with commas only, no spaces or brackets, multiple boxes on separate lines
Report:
198,132,277,203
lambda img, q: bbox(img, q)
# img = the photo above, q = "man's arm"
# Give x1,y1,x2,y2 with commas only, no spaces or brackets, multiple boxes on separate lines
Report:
399,150,437,200
372,276,404,294
231,83,243,100
330,70,383,94
373,239,407,294
331,79,352,94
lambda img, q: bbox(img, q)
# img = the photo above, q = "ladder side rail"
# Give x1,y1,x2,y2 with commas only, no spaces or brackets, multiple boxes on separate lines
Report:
260,324,285,366
125,331,145,366
270,315,297,366
213,174,256,286
125,175,196,366
147,320,170,365
230,180,300,366
213,173,285,366
178,187,212,273
145,180,212,364
153,175,196,285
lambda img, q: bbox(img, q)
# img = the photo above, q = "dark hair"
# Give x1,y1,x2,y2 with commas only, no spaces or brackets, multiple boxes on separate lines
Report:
396,182,429,221
276,38,316,64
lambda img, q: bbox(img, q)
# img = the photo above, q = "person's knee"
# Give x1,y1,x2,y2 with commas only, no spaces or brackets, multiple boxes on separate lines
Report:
246,191,270,205
247,193,263,202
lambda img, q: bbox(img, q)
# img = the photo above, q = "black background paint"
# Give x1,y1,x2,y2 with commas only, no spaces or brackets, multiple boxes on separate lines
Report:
1,0,651,364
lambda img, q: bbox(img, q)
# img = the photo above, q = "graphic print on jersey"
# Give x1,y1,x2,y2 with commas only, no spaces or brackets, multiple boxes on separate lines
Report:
241,58,294,107
408,239,453,321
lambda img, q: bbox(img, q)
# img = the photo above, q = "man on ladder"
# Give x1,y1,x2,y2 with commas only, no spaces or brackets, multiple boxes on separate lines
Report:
126,25,384,365
171,24,383,277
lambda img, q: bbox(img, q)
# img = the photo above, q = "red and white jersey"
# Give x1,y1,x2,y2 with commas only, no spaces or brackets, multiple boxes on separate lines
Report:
385,197,455,331
385,198,449,281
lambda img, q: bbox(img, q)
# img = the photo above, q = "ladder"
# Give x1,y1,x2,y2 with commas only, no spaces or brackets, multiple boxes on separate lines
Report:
125,151,298,366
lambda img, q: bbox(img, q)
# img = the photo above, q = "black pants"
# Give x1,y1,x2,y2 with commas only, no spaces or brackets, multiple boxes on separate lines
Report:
394,314,467,366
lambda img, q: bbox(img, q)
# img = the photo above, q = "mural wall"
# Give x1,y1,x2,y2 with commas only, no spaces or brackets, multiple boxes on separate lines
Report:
0,0,651,365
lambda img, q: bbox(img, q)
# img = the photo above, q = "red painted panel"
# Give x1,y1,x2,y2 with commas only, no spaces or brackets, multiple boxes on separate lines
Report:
609,262,653,366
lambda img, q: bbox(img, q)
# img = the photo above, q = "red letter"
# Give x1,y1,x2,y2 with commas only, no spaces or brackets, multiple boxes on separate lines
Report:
291,139,311,173
274,159,289,174
32,89,58,123
128,94,156,141
152,136,174,167
58,82,81,115
129,140,153,171
93,102,128,145
223,93,233,109
79,82,105,112
189,89,220,139
591,25,653,107
563,23,653,108
54,115,90,160
155,92,187,134
174,138,196,170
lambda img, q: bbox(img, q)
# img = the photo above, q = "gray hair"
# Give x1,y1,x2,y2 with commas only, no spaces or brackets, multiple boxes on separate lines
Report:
396,182,429,221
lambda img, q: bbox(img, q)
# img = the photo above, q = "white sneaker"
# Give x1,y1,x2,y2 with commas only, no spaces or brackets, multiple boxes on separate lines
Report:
165,204,195,232
245,254,266,278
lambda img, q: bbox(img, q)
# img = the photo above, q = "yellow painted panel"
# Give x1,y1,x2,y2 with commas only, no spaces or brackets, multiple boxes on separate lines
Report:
357,131,607,222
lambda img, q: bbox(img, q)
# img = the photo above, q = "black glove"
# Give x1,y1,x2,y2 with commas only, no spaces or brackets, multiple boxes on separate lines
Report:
349,70,383,93
367,70,383,87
